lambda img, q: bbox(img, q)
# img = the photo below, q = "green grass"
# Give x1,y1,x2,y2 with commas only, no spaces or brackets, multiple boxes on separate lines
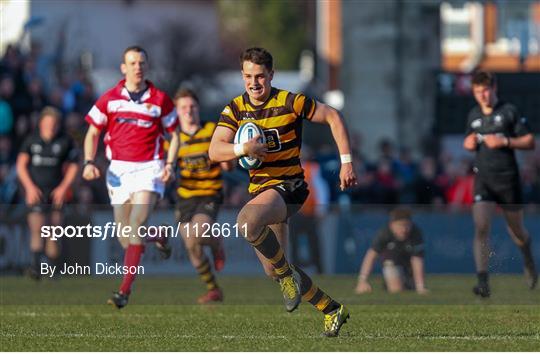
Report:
1,275,539,351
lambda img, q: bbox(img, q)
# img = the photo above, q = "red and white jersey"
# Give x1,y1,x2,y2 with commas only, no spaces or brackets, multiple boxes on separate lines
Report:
85,79,178,162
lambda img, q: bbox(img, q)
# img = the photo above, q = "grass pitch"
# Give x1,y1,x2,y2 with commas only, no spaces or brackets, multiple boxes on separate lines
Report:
1,274,539,351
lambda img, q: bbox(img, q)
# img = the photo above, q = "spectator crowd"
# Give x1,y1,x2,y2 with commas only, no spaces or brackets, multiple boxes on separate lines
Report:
1,41,540,214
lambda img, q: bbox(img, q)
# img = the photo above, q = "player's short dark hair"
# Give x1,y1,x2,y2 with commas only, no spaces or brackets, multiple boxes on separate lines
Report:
240,47,273,71
122,45,148,63
471,71,496,87
174,88,199,104
389,208,412,222
39,106,62,122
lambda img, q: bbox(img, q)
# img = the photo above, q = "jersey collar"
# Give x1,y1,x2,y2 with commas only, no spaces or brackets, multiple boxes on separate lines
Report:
117,79,154,102
242,87,278,110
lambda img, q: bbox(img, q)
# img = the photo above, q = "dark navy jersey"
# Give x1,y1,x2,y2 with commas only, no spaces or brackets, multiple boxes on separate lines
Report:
371,223,424,266
466,101,531,176
20,132,79,189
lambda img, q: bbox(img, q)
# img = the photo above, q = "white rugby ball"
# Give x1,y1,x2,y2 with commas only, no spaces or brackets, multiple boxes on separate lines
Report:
234,121,266,170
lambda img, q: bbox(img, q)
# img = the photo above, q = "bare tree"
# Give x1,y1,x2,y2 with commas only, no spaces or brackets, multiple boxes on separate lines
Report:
140,21,226,95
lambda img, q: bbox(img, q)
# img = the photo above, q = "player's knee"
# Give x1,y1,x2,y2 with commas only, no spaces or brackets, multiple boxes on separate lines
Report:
29,220,44,237
117,235,131,249
237,209,263,241
129,213,149,231
128,237,143,246
45,242,60,259
507,223,526,237
507,225,528,245
30,234,42,249
387,285,403,293
184,240,201,256
475,223,490,238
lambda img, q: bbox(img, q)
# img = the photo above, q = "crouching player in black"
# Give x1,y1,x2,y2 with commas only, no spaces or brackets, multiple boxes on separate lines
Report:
16,107,79,279
355,208,428,294
464,71,537,297
173,89,231,304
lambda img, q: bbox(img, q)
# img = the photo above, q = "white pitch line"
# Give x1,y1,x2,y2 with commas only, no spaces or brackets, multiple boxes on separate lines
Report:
359,334,540,341
1,332,538,341
1,333,287,340
2,311,173,318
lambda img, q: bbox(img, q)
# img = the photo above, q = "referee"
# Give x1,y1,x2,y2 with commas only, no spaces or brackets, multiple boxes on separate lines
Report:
16,106,79,279
463,71,537,297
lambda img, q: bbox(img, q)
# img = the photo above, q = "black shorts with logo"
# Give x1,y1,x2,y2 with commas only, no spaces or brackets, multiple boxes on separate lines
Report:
251,179,310,219
474,173,522,209
175,194,223,223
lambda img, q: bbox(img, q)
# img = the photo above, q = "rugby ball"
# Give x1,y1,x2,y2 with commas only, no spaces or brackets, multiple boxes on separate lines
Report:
234,121,266,170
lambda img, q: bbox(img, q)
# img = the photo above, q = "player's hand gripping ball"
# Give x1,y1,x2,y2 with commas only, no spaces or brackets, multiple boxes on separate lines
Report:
234,122,266,170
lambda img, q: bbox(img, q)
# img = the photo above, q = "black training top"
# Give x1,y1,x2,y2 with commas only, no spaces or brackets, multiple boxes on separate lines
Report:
20,132,79,189
466,101,531,177
371,223,424,266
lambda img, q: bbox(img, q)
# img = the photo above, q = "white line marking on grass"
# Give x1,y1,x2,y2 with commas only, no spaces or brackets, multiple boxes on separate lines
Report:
1,333,287,340
4,311,173,318
1,329,538,341
358,334,540,341
3,311,294,320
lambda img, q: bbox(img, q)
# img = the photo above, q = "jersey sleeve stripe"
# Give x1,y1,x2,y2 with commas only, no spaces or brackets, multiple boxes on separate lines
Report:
86,105,107,127
161,109,178,129
303,99,316,120
285,92,296,112
217,121,238,132
219,114,237,126
292,94,305,116
292,94,316,120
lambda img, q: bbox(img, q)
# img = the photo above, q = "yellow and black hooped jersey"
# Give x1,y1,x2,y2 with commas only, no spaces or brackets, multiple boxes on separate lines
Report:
176,121,223,198
218,87,316,194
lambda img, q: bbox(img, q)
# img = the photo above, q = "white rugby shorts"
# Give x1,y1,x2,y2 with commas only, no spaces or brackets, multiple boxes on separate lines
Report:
106,160,165,205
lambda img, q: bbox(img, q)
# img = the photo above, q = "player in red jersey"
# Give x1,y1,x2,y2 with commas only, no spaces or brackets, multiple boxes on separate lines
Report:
82,46,180,308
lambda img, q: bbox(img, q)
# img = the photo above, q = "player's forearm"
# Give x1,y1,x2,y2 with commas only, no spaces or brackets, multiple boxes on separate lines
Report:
411,256,425,289
166,129,180,164
209,140,238,162
58,163,79,189
463,134,477,151
83,128,100,161
327,109,353,156
358,249,378,281
16,155,37,190
508,134,535,150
